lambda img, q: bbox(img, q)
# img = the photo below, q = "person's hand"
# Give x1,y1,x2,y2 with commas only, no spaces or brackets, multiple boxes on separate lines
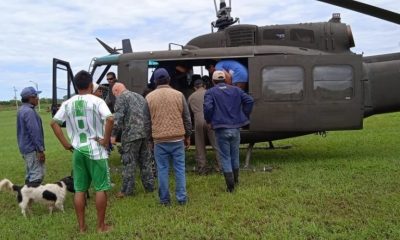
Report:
207,124,212,130
184,136,191,150
111,136,117,145
37,152,46,163
97,137,110,148
63,143,73,151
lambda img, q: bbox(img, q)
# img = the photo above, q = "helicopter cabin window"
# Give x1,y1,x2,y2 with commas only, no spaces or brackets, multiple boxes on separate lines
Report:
262,66,304,101
263,29,285,40
313,65,353,100
290,29,314,43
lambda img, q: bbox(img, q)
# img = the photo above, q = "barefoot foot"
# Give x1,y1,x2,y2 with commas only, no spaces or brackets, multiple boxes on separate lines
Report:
97,224,113,233
78,225,87,234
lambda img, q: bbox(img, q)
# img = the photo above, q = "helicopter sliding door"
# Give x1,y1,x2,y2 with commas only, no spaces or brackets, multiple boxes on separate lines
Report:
118,60,148,94
248,54,363,132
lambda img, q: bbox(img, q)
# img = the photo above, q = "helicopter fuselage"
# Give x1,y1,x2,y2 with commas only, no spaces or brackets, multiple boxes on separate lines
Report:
52,20,400,144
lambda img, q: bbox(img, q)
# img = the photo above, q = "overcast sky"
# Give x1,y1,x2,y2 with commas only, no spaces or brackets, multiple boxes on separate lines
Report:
0,0,399,101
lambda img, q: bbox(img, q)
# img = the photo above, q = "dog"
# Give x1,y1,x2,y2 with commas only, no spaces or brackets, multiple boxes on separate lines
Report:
0,176,75,217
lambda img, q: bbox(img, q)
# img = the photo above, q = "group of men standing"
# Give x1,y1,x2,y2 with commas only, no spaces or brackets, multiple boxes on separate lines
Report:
16,60,253,233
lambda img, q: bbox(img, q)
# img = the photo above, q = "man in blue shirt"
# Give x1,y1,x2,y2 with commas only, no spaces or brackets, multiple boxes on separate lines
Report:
204,71,254,192
206,59,249,91
17,86,45,186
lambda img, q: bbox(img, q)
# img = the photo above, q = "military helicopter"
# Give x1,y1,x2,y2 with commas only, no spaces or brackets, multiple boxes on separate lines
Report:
52,0,400,166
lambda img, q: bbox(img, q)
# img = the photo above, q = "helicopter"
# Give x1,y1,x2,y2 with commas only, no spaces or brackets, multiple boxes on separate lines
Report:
52,0,400,166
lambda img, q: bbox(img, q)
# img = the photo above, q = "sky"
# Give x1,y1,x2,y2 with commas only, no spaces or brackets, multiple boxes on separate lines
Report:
0,0,399,101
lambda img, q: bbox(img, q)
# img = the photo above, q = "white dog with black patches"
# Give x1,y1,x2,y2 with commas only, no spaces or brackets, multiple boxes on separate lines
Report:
0,176,75,217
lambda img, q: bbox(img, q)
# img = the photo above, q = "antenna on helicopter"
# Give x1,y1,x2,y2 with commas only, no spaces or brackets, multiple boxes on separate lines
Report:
211,0,239,32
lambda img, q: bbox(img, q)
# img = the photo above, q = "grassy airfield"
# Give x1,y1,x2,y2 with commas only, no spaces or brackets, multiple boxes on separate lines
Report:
0,108,399,239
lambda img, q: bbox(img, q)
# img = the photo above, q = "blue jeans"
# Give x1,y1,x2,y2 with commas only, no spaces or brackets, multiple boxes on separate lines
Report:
23,151,45,183
154,141,186,204
215,128,240,173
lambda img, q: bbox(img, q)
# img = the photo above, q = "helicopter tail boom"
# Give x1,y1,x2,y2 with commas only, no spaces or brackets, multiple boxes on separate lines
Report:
363,53,400,117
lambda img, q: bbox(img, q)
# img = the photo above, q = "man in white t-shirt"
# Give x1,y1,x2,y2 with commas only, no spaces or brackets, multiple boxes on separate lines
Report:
50,70,114,233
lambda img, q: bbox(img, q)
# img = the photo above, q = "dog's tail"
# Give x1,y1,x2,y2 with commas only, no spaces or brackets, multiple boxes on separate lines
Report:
0,179,21,192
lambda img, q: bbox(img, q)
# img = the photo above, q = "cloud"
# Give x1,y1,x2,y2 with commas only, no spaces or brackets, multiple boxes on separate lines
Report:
0,0,398,100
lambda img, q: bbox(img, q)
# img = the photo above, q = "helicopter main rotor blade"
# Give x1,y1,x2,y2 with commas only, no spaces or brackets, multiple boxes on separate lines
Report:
96,38,119,54
317,0,400,25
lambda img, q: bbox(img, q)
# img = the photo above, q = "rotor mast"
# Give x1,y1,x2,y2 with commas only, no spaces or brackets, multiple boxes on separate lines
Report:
211,0,239,32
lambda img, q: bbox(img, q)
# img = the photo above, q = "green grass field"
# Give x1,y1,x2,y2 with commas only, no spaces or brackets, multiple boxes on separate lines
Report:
0,109,399,239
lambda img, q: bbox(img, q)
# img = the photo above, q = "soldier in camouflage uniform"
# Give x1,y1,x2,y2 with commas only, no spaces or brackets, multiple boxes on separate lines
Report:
111,83,155,197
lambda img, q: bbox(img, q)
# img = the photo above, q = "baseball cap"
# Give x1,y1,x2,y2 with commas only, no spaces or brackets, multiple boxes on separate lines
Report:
153,68,170,82
20,87,42,98
212,70,225,81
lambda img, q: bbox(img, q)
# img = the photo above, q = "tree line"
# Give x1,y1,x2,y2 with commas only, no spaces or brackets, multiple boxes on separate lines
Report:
0,98,53,106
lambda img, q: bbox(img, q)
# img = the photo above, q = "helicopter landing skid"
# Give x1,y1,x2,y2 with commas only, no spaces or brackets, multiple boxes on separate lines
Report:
243,143,255,169
243,142,292,168
266,141,292,150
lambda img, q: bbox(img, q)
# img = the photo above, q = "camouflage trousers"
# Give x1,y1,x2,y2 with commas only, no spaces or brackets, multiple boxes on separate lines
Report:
119,138,155,195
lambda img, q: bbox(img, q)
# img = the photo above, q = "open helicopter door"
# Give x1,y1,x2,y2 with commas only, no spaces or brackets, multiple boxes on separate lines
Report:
52,58,76,116
118,60,148,94
248,54,363,132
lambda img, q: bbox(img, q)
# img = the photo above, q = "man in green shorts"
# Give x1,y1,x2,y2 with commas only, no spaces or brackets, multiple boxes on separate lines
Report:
50,70,114,233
